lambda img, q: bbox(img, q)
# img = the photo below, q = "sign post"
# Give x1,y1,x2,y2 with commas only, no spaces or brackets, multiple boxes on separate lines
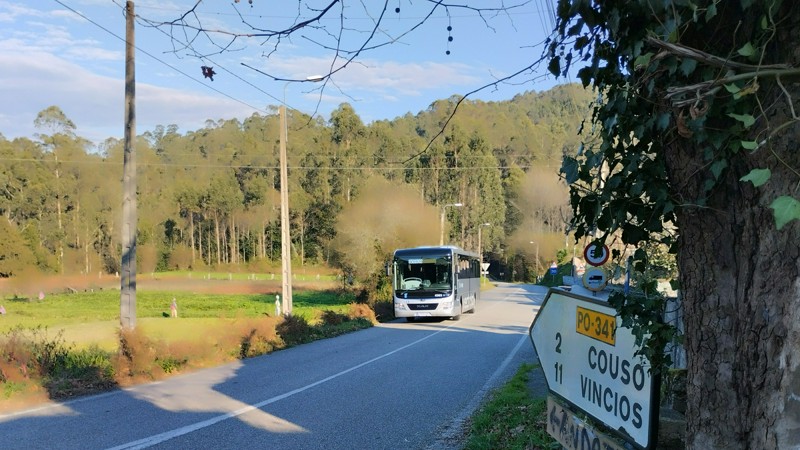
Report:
529,289,659,449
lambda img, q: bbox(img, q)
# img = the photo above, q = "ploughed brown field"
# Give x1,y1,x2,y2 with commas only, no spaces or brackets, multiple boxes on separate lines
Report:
0,272,340,298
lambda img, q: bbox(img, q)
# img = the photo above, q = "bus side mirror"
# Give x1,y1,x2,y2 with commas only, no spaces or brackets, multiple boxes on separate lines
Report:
386,262,391,276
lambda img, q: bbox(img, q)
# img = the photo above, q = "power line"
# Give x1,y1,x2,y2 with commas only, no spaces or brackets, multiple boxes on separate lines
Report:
0,156,541,171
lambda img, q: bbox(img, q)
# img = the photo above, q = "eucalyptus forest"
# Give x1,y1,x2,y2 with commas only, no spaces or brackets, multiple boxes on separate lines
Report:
0,84,591,283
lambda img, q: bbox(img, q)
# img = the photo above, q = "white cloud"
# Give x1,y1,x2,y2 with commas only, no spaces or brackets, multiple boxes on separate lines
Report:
0,50,258,144
0,2,46,22
254,54,479,98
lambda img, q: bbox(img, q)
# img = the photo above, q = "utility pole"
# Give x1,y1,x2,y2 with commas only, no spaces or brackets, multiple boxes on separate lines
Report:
478,223,490,284
120,0,137,329
279,104,293,315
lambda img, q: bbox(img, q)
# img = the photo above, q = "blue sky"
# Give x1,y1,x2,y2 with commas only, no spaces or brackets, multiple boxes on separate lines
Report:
1,0,564,146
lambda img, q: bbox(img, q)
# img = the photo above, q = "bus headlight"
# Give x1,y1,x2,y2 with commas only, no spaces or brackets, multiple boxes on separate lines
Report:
440,301,452,309
395,303,407,310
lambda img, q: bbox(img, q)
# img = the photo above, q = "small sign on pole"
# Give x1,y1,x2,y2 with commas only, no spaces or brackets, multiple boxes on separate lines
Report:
583,243,610,266
582,267,608,292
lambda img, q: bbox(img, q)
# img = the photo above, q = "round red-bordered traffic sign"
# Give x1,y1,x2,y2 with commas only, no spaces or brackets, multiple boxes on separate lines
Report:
583,243,610,266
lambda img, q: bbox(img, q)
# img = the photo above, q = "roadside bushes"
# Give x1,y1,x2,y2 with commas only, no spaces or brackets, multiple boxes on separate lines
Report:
0,310,373,408
236,317,283,359
0,326,117,400
354,269,394,322
276,315,312,346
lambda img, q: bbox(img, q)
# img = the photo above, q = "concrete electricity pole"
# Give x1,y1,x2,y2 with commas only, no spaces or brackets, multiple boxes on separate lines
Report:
120,0,137,329
278,75,323,316
279,103,293,316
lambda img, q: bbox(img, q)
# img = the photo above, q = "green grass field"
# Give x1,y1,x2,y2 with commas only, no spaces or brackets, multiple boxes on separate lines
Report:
0,287,356,350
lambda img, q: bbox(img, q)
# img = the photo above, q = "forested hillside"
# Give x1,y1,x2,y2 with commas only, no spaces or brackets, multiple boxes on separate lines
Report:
0,83,591,283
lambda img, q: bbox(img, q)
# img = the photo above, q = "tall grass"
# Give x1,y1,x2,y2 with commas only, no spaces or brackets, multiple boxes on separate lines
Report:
463,363,558,450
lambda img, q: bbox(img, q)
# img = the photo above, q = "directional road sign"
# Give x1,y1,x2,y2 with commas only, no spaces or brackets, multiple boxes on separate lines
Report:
529,289,659,449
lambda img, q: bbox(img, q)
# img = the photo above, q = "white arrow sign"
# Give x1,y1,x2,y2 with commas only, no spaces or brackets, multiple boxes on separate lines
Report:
529,289,659,449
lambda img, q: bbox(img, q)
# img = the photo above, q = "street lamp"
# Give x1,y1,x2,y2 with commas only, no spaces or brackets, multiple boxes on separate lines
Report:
478,223,491,284
529,241,540,277
279,75,324,316
439,203,463,245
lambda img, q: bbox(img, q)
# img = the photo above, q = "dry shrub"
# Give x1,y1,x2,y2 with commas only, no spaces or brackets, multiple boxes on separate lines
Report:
117,317,287,382
0,329,49,408
117,328,201,382
229,317,284,359
0,328,35,384
349,303,378,324
276,315,311,346
116,328,161,384
0,327,115,406
320,310,347,326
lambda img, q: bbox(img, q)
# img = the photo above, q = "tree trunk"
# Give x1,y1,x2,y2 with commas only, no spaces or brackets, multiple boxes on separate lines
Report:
214,211,221,266
189,211,196,264
228,215,236,265
665,32,800,448
198,223,204,266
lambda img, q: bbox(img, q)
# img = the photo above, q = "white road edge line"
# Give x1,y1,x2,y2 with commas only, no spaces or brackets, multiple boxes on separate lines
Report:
427,331,529,449
105,324,457,450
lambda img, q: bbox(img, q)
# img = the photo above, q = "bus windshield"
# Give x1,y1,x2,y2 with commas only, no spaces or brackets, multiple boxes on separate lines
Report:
394,253,453,291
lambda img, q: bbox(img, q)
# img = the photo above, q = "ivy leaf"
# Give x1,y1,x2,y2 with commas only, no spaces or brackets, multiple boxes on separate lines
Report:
621,223,648,245
548,55,561,76
770,196,800,230
561,157,580,184
724,83,741,94
739,168,771,187
741,140,758,151
705,2,718,21
634,52,653,68
710,160,728,180
656,113,670,130
727,112,756,128
737,42,756,57
680,58,697,76
577,67,592,87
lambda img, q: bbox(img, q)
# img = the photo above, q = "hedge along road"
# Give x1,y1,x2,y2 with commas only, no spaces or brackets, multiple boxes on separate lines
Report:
0,283,548,450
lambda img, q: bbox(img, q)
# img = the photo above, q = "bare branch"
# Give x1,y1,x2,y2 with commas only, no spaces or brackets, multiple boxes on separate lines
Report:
646,37,790,72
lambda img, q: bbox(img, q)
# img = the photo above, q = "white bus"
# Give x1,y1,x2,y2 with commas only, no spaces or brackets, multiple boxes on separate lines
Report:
390,246,480,321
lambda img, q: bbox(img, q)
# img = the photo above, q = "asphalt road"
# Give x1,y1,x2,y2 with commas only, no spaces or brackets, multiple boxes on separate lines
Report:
0,283,549,450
